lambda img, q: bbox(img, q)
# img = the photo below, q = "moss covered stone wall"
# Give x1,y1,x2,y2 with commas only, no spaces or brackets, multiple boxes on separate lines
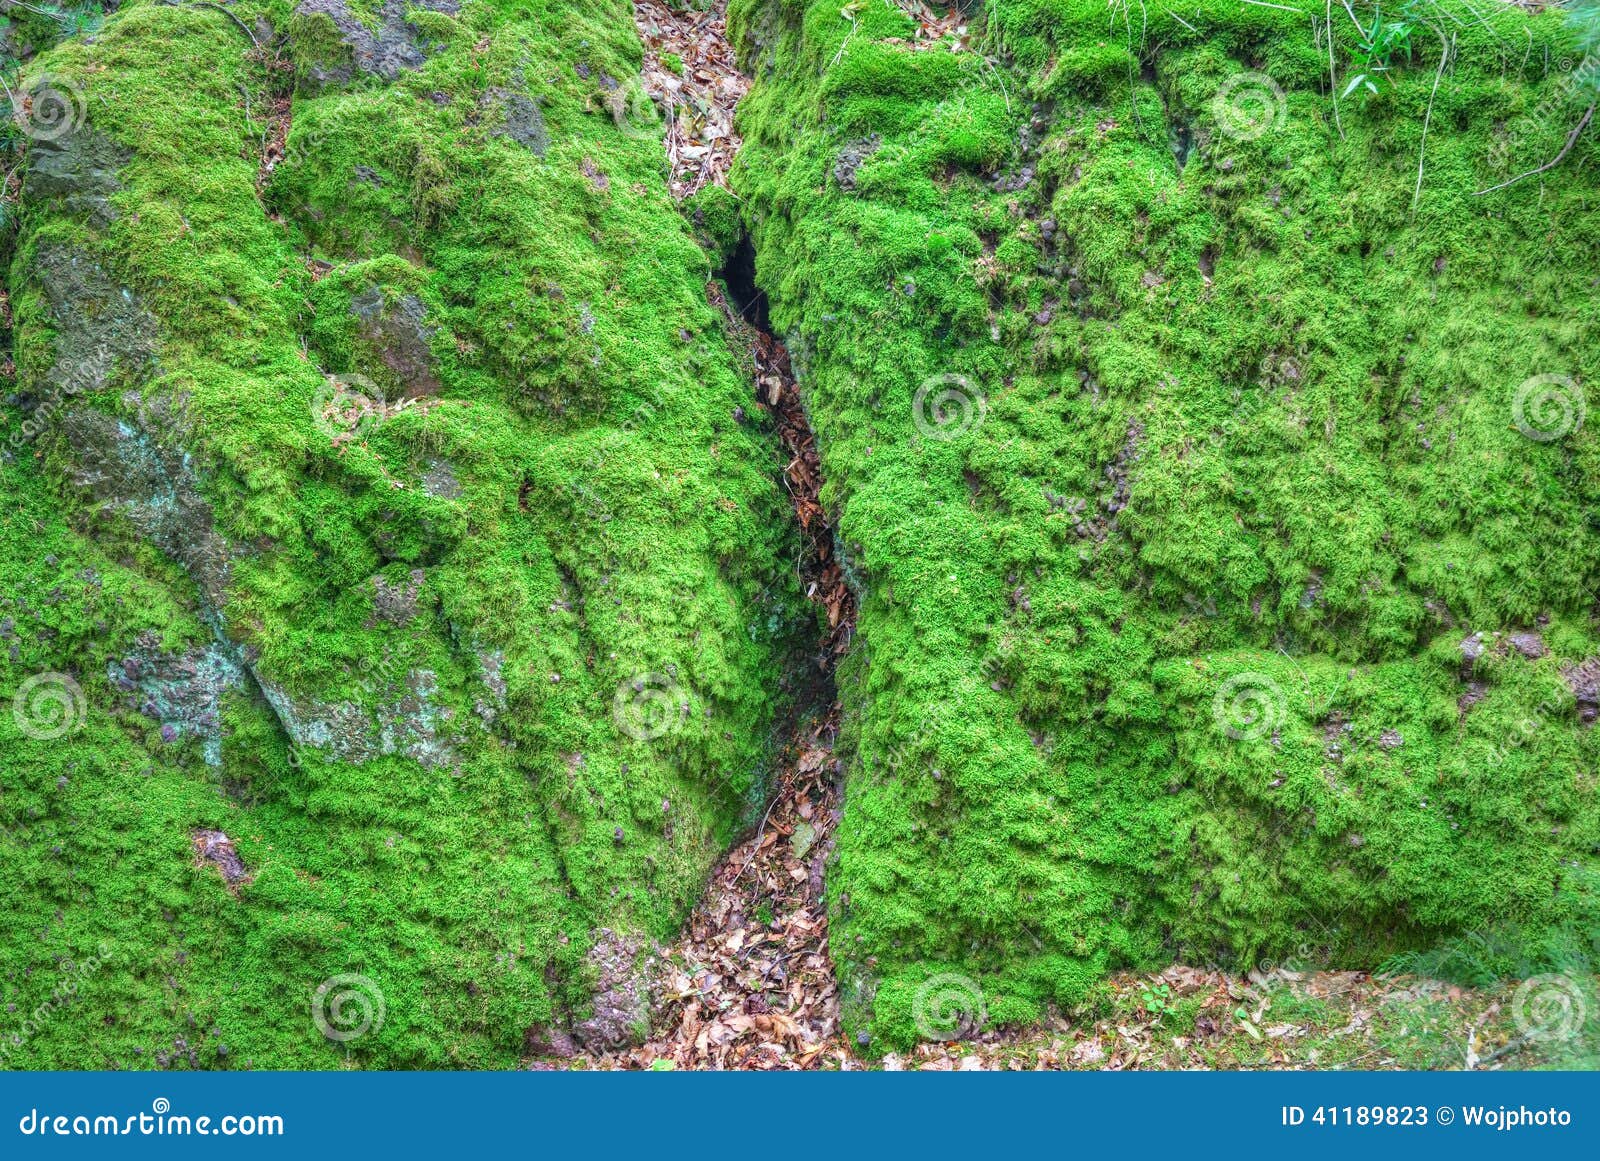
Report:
0,0,807,1066
728,0,1600,1046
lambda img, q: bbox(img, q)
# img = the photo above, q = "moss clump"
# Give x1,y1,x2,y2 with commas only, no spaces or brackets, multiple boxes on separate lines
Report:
730,0,1600,1047
0,0,807,1067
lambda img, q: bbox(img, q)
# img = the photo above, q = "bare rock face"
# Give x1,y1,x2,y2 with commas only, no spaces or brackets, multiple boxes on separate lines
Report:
1562,658,1600,726
832,135,881,191
65,403,229,600
481,88,550,156
350,287,442,397
26,242,158,418
522,929,661,1060
293,0,461,90
22,129,130,228
110,636,246,766
569,930,659,1053
371,568,425,627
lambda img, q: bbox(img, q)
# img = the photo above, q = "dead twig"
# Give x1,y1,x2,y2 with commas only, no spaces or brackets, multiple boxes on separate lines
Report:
157,0,263,49
1474,101,1596,196
1413,31,1454,212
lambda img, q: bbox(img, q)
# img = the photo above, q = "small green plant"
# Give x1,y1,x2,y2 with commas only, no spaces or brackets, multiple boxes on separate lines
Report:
662,52,685,76
1342,4,1416,98
1139,981,1174,1018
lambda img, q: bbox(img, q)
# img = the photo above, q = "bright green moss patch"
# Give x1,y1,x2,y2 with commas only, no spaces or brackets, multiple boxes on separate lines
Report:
730,0,1600,1048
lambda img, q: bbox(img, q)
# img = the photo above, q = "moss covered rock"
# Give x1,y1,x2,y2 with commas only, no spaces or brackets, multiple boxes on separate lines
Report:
728,0,1600,1046
0,0,807,1066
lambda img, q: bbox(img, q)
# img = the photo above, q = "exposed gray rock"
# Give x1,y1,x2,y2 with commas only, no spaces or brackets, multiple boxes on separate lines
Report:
294,0,460,88
110,636,245,766
483,88,549,156
832,135,880,191
569,929,657,1052
65,401,230,613
350,286,441,396
23,129,131,229
420,457,461,499
371,568,425,626
25,243,158,426
265,665,465,768
1508,631,1547,660
1561,658,1600,726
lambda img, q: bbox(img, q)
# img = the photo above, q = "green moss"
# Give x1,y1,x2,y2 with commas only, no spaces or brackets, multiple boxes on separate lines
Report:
682,184,743,267
731,0,1600,1047
1,0,808,1067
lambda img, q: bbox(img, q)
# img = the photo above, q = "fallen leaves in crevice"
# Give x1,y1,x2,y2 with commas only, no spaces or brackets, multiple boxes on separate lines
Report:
631,0,747,200
587,713,848,1070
